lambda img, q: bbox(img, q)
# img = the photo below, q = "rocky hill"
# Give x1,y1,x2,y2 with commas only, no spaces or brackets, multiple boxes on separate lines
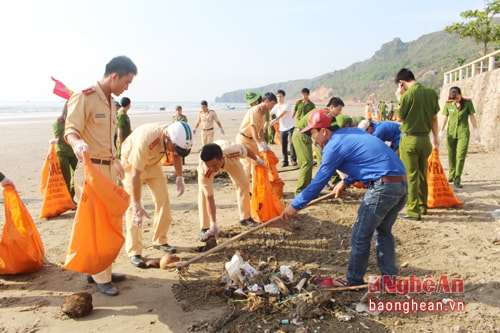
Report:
215,30,487,105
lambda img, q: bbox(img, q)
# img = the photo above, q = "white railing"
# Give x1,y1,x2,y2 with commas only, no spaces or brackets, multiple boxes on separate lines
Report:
443,49,500,84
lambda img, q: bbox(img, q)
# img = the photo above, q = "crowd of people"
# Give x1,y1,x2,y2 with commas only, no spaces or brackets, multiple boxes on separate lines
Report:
2,56,481,297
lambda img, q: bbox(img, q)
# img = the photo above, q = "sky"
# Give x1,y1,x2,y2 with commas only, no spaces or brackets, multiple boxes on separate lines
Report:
0,0,488,102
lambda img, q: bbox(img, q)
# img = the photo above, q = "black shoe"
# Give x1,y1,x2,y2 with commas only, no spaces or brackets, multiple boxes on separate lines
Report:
240,217,258,227
399,213,422,221
454,182,463,188
153,244,177,254
86,273,126,284
448,178,453,183
281,161,289,167
291,161,298,166
130,255,147,268
96,282,119,296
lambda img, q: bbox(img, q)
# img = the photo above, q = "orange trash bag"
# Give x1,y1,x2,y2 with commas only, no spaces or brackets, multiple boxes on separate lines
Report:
62,152,129,275
251,150,285,222
161,151,174,166
39,142,76,218
427,148,464,208
0,185,45,274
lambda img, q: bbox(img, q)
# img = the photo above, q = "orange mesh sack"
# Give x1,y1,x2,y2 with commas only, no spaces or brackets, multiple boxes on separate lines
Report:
427,148,464,208
62,152,129,275
0,185,45,274
39,143,76,218
251,150,285,222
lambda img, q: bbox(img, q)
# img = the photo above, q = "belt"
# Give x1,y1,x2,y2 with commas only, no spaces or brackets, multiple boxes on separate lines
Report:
90,158,112,166
403,132,428,137
239,132,252,139
203,128,214,131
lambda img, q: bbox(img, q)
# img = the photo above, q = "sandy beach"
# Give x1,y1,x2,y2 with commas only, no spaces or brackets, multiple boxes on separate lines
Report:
0,106,499,333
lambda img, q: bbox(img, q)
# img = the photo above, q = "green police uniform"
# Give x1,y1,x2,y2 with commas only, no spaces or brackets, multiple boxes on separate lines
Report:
397,83,439,218
443,98,475,184
53,119,78,198
294,99,315,122
292,112,314,195
351,116,365,127
116,108,132,158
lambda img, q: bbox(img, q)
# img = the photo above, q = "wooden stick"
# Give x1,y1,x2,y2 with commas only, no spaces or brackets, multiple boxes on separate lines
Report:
173,215,283,270
173,188,339,270
306,190,337,207
321,284,369,291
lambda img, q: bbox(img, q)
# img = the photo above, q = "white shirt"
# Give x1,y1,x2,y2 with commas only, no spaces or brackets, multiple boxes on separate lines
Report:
271,102,295,131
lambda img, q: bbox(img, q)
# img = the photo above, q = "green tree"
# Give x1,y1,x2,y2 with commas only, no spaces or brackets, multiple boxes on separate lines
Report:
445,0,500,54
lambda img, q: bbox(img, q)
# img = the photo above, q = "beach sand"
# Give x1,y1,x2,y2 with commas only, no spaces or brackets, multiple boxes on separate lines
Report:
0,107,499,333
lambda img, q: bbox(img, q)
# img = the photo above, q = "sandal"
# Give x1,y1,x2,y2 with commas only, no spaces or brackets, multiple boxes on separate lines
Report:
332,277,350,288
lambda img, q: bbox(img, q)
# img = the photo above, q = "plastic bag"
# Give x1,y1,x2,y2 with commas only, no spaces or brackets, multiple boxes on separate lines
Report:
427,148,464,208
0,185,45,274
62,152,129,275
251,150,285,222
40,143,76,218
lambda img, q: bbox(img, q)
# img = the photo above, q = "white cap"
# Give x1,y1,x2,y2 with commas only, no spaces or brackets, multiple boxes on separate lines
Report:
358,119,371,131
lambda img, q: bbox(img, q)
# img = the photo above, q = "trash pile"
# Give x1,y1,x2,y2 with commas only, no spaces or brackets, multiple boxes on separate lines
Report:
204,251,378,326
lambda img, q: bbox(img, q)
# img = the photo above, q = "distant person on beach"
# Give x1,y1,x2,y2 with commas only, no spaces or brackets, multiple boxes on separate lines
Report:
65,55,137,296
236,92,277,178
377,100,387,121
120,121,193,268
394,68,439,221
115,97,132,159
0,172,15,188
387,100,395,121
270,89,296,167
358,119,402,155
293,88,315,122
197,141,266,238
365,102,373,120
52,102,77,199
280,108,407,288
439,86,480,188
172,105,188,123
193,100,225,144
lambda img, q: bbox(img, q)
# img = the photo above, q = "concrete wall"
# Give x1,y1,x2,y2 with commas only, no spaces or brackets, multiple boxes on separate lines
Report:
440,69,500,152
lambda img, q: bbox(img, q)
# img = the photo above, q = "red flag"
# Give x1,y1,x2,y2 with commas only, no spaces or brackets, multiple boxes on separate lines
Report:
51,77,73,100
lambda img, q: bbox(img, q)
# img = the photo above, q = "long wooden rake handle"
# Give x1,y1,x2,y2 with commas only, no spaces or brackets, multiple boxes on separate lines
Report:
173,215,282,270
173,189,339,270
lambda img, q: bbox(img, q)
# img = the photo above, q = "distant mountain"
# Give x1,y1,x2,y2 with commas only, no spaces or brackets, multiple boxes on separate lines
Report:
215,30,486,104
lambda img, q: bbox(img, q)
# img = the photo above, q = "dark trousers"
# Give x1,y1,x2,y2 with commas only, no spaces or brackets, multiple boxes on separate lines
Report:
281,128,296,163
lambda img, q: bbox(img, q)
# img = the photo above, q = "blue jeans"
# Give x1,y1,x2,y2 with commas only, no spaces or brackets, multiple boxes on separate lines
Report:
347,180,408,286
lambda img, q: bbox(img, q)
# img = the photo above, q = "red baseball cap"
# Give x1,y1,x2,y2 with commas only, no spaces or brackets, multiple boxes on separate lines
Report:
301,109,338,133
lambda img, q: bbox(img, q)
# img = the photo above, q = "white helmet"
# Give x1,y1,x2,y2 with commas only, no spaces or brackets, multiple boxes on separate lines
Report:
166,121,193,157
358,119,371,131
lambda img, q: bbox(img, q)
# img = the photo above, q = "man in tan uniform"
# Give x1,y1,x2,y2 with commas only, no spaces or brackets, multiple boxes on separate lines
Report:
193,100,225,144
121,121,193,268
65,55,137,296
198,140,266,240
235,92,277,178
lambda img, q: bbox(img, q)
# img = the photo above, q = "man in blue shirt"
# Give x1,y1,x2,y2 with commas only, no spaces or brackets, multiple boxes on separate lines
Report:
281,108,408,287
358,119,402,155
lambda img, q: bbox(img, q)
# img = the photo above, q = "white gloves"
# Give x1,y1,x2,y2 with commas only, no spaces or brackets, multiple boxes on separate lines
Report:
257,141,270,152
193,128,197,135
438,130,444,143
49,138,59,145
474,129,481,143
131,201,151,228
1,177,15,188
203,221,219,240
270,119,278,127
220,128,225,135
73,141,89,160
176,176,185,196
255,156,266,168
